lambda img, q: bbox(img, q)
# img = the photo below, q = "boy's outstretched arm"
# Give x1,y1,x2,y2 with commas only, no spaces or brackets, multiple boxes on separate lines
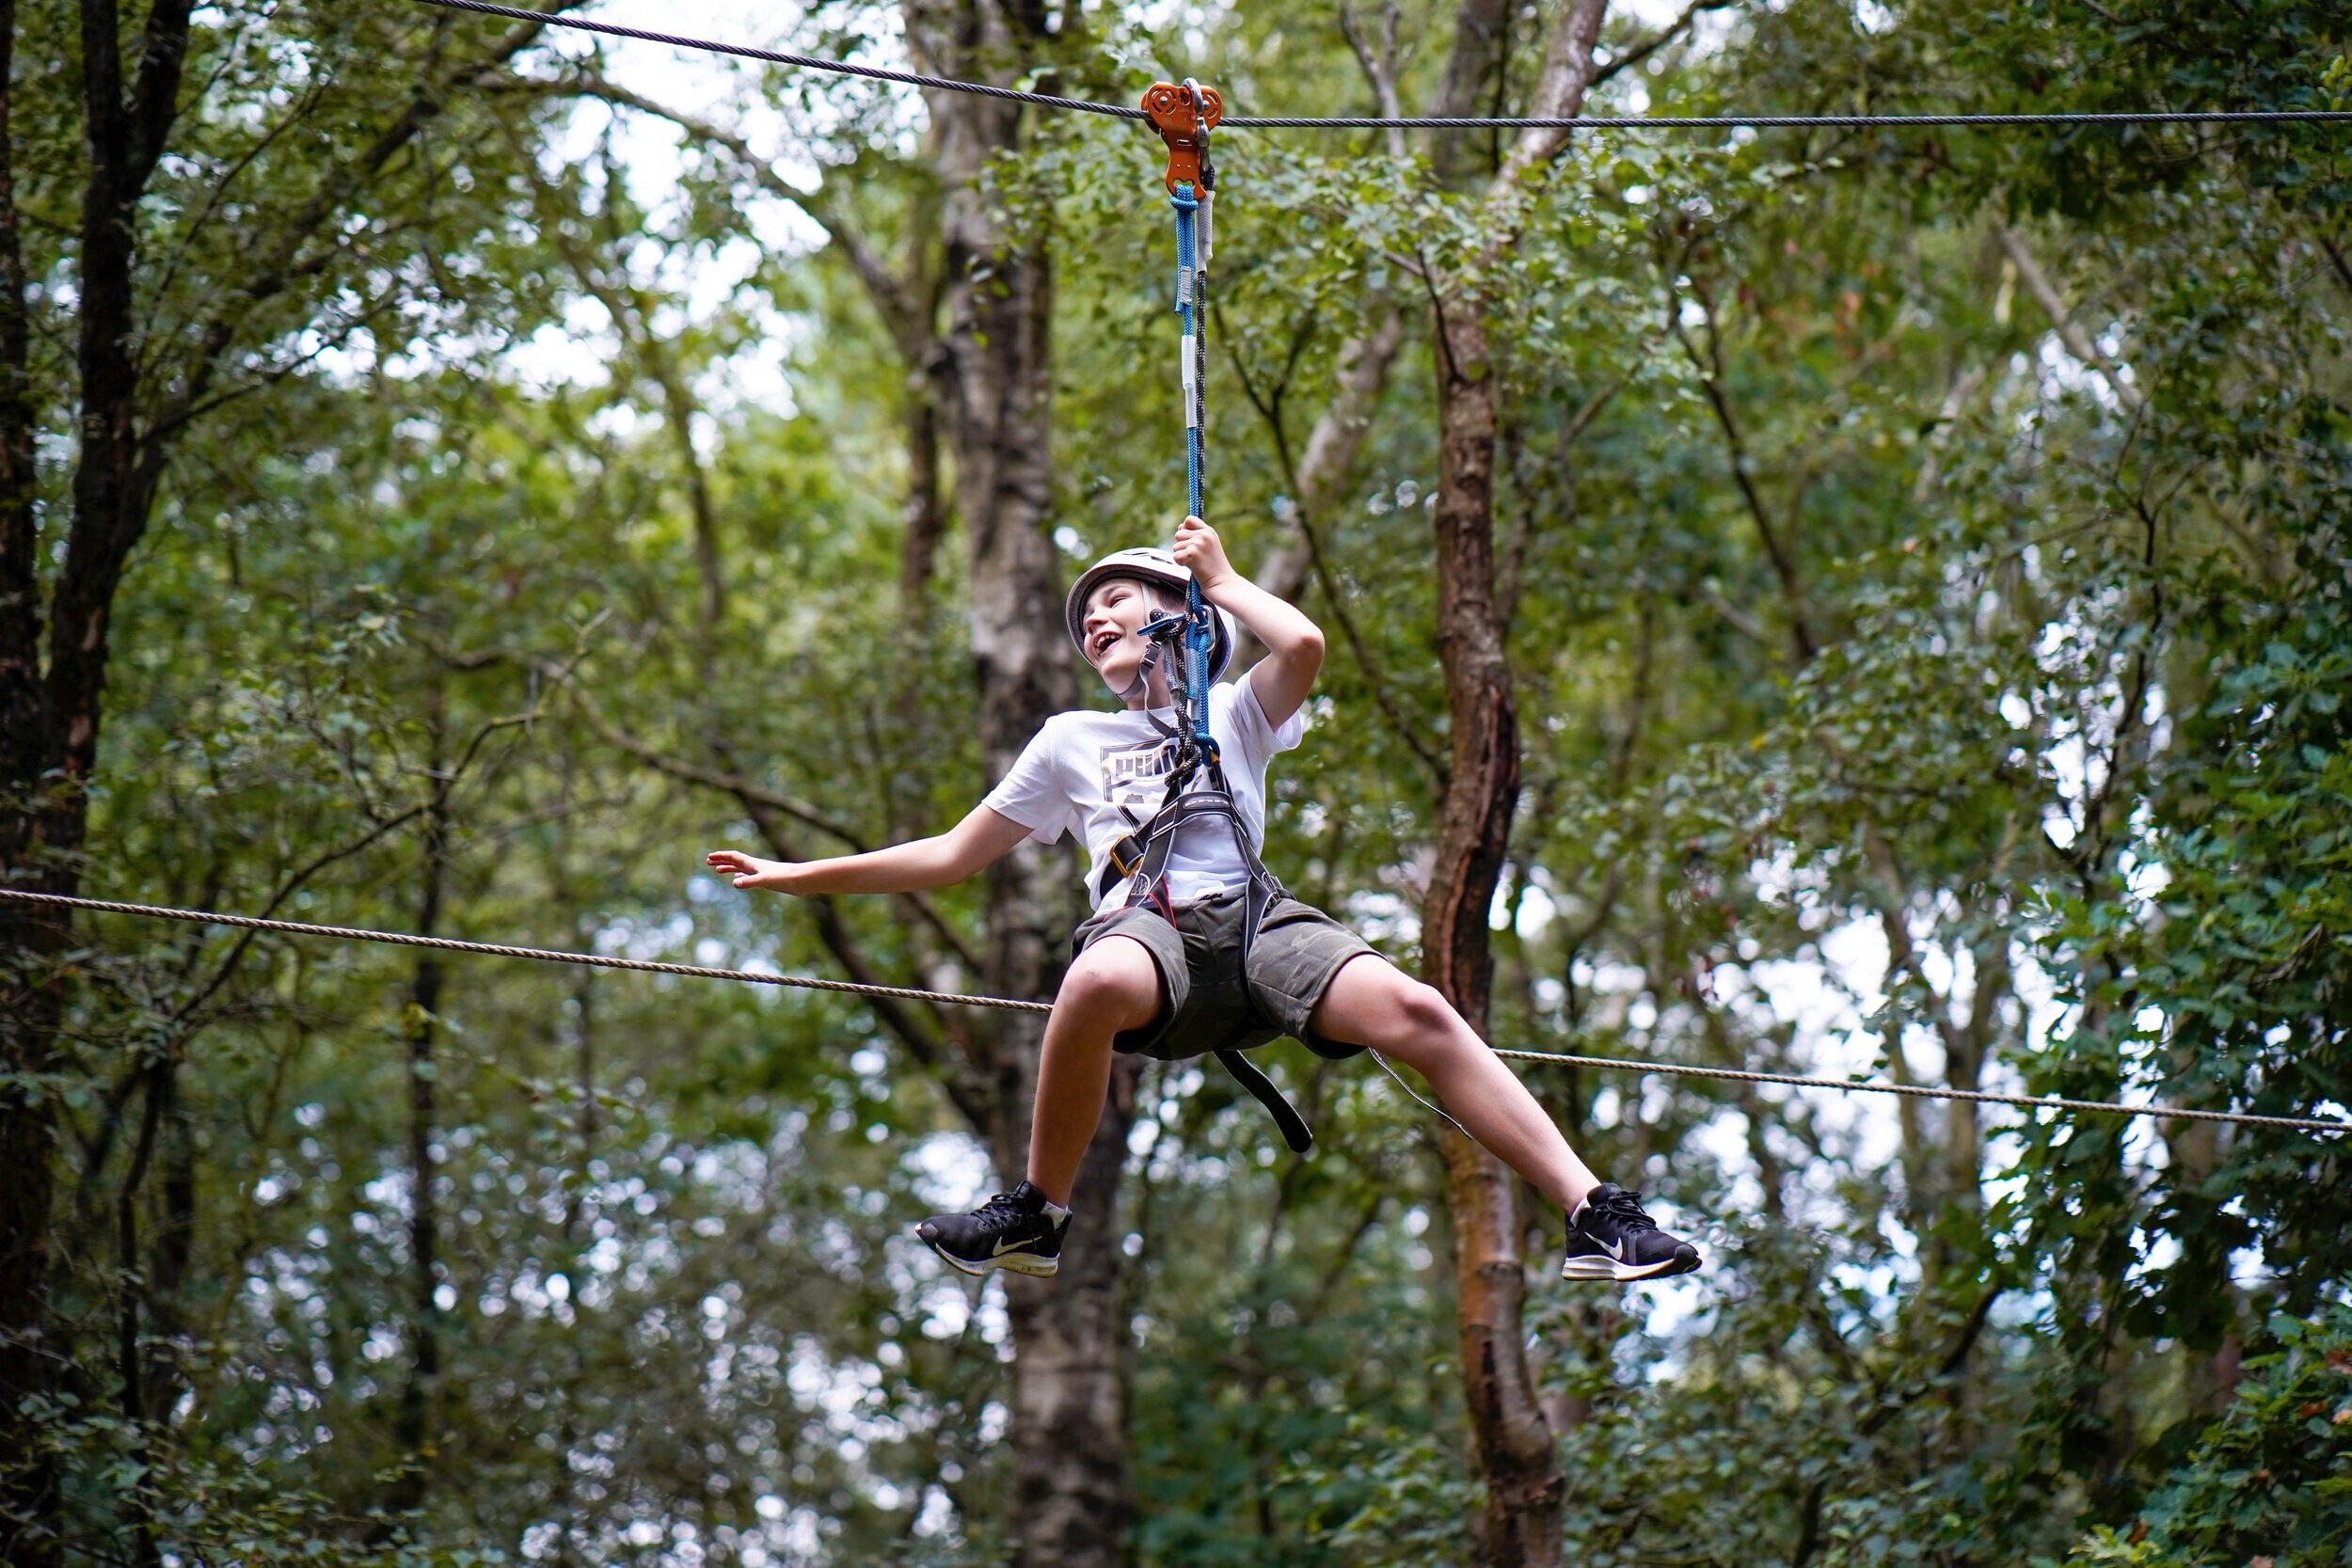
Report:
707,804,1033,895
1172,515,1325,727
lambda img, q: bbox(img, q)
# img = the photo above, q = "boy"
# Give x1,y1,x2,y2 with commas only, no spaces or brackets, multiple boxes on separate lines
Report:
706,516,1700,1283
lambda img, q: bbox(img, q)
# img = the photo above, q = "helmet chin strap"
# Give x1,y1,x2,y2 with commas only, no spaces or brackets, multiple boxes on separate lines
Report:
1105,609,1190,733
1108,641,1159,706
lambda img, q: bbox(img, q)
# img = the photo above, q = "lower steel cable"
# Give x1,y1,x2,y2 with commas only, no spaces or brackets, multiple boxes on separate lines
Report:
0,886,1052,1014
4,887,2343,1135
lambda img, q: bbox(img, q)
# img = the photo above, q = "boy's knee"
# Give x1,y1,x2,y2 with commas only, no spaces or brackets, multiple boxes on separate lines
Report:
1061,938,1161,1018
1395,980,1463,1042
1368,980,1484,1074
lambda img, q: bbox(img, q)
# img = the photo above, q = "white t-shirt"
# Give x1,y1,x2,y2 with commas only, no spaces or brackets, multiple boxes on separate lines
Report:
983,676,1305,911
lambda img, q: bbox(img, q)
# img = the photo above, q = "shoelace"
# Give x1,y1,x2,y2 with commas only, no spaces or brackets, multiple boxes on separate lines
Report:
975,1190,1030,1226
1588,1188,1660,1231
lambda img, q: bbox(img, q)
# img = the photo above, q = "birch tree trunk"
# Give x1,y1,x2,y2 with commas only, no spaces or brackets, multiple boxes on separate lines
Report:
904,4,1135,1561
1420,4,1608,1561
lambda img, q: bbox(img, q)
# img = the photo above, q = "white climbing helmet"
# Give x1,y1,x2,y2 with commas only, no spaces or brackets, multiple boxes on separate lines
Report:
1064,546,1236,684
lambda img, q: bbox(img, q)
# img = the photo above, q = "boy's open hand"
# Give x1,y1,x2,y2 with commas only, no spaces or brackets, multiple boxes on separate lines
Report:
706,849,802,894
1171,515,1234,591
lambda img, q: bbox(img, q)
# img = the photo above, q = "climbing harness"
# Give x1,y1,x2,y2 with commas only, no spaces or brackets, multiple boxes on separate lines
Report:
1097,602,1320,1151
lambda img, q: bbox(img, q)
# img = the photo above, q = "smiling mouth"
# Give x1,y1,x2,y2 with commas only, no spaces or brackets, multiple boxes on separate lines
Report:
1090,629,1122,658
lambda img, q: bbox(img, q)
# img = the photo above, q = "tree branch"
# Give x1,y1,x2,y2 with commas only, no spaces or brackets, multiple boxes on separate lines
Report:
1500,374,1622,627
1593,0,1732,87
1337,0,1408,160
1911,362,1988,503
1221,339,1448,785
137,5,589,459
728,784,992,1132
546,663,869,849
124,0,198,190
537,658,991,985
1492,0,1609,193
532,72,933,362
168,800,433,1034
1248,303,1406,612
1667,270,1818,662
1996,226,2143,414
2317,230,2352,301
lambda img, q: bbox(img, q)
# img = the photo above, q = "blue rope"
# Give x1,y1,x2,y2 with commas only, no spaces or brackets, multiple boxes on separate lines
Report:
1171,182,1216,757
1171,183,1203,521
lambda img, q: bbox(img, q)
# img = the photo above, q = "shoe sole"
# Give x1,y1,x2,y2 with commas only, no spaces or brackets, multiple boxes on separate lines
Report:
925,1239,1060,1279
1561,1249,1702,1282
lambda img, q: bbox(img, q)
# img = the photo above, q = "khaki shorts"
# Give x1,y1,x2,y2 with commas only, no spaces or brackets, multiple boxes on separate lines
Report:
1071,890,1375,1062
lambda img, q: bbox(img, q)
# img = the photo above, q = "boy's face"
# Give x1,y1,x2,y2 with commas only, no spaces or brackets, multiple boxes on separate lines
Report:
1079,576,1172,690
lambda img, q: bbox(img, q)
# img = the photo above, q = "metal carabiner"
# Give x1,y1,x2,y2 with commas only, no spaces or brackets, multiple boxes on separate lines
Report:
1182,78,1218,194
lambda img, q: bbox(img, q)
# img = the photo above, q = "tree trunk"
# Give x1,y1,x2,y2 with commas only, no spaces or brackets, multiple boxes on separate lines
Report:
1004,1055,1141,1560
1425,293,1560,1568
3,9,189,1551
112,1062,171,1568
143,1067,197,1427
383,736,452,1526
0,911,66,1562
5,13,550,1547
904,4,1128,1561
1421,4,1609,1560
900,383,947,605
1432,0,1516,188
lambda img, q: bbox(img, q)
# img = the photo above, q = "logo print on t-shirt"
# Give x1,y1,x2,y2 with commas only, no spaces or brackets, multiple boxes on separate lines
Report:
1103,736,1215,841
1100,736,1178,792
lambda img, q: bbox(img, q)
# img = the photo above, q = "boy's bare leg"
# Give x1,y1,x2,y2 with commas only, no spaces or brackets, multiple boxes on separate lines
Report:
1308,953,1598,1212
1026,935,1163,1207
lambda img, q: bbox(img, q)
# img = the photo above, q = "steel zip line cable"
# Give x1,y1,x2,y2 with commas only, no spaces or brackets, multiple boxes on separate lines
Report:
407,0,2352,132
415,0,1147,118
6,888,2344,1137
1223,110,2352,129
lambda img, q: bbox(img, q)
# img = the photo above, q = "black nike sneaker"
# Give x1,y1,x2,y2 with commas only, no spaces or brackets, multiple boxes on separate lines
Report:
916,1181,1072,1278
1561,1183,1702,1281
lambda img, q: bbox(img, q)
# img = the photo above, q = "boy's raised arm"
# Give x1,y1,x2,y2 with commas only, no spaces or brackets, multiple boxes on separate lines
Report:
707,804,1034,896
1172,515,1325,728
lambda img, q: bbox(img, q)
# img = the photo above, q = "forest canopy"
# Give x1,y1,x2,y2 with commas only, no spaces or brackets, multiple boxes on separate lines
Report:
3,1,2348,1565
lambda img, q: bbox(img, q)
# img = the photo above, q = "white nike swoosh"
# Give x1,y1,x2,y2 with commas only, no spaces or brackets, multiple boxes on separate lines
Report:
992,1234,1035,1256
1601,1235,1628,1261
